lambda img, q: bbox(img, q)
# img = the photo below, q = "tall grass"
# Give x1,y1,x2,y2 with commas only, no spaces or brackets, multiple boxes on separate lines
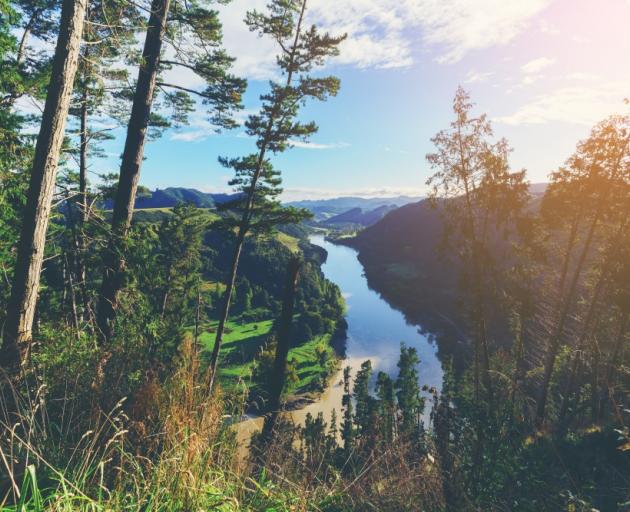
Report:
1,336,447,511
1,338,251,511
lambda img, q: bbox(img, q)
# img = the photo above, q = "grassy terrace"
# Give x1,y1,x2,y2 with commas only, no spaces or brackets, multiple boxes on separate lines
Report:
198,317,335,396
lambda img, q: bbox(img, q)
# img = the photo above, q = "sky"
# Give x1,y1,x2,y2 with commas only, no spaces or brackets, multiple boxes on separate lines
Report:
95,0,630,200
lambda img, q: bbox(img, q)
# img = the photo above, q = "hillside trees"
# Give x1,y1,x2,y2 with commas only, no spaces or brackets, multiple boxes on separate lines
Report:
2,0,86,370
206,0,345,392
426,87,529,406
426,87,530,490
152,203,208,356
96,0,245,339
535,113,630,427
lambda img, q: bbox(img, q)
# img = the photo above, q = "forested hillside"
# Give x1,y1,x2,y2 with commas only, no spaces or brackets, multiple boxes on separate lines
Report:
345,186,546,358
321,204,397,228
102,187,239,210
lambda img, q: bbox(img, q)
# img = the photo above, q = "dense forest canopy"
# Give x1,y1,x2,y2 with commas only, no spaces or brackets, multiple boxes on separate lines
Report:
0,0,629,510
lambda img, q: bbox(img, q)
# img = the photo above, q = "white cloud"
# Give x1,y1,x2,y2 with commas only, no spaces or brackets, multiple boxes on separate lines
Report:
521,57,555,73
464,71,494,84
495,78,630,126
539,20,560,35
169,112,217,142
521,74,543,85
414,0,553,63
170,131,210,142
289,140,350,150
281,185,425,201
218,0,553,79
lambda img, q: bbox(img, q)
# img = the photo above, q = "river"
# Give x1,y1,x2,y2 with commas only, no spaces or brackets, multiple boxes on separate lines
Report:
236,234,444,448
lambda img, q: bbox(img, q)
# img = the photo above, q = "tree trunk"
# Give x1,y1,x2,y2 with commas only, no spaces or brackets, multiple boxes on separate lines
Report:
556,218,627,428
64,253,80,334
262,257,301,439
76,84,89,321
96,0,171,340
590,348,601,423
194,288,202,353
535,190,626,428
508,309,526,427
535,168,625,427
205,0,307,394
1,0,86,370
79,88,88,225
206,228,245,392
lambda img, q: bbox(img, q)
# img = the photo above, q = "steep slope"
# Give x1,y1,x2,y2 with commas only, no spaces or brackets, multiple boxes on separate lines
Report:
323,204,397,227
345,200,463,341
345,185,549,357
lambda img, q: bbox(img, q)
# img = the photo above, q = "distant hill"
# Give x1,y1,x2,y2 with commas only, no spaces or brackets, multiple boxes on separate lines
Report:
344,183,550,359
287,196,421,221
322,204,398,227
103,187,239,210
346,199,457,336
529,182,548,196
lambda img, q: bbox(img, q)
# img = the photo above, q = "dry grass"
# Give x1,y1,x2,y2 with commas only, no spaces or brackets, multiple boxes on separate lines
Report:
0,339,448,511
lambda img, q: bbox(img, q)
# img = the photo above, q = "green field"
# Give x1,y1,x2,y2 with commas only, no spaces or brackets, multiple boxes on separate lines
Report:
275,232,300,252
198,317,335,396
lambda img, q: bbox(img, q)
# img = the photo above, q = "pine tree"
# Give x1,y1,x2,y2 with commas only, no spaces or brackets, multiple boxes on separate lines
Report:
353,360,373,436
395,344,423,436
0,0,57,109
206,0,345,391
426,88,529,407
534,113,630,426
376,371,395,443
341,365,354,456
95,0,245,339
2,0,87,370
262,256,301,439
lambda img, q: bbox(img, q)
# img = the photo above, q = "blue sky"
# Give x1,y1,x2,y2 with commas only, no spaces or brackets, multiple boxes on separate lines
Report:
92,0,630,200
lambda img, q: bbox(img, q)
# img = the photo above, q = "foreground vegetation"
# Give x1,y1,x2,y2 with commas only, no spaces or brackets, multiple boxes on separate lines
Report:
1,0,629,509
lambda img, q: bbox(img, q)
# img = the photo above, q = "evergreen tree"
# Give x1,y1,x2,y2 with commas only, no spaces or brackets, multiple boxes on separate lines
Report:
206,0,345,391
96,0,245,339
0,0,56,109
262,256,301,438
375,371,395,443
535,113,630,426
2,0,87,370
154,204,208,348
395,344,423,436
426,87,529,406
341,365,354,456
353,360,373,436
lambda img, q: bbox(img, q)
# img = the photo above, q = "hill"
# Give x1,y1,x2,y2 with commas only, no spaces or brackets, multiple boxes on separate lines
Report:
322,204,398,227
345,199,462,344
103,187,239,210
344,183,549,359
287,195,421,221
